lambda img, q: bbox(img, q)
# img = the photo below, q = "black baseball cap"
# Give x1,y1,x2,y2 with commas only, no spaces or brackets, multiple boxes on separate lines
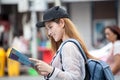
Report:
36,6,69,28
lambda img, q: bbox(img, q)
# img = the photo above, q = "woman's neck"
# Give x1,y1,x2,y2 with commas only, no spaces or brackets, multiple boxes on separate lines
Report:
62,33,70,41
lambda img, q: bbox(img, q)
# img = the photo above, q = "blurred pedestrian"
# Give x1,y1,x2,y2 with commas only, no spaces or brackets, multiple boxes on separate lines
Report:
103,26,120,75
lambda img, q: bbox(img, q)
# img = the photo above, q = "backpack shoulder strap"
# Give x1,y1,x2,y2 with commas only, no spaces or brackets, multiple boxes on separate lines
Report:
59,39,88,70
59,39,88,61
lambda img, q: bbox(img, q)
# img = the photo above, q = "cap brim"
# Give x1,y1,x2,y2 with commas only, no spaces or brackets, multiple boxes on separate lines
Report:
36,22,45,28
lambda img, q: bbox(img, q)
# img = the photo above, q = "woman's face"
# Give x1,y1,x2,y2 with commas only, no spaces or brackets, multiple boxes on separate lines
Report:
45,20,65,42
105,28,117,42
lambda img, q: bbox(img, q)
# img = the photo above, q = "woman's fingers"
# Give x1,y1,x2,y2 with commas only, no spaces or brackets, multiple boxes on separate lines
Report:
29,58,52,75
29,58,40,63
40,72,48,76
29,58,41,69
37,65,41,70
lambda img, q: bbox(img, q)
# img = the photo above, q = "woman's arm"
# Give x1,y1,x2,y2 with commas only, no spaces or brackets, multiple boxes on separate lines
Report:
111,54,120,75
111,41,120,74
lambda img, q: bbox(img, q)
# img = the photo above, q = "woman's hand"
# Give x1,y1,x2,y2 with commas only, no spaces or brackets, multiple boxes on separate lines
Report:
29,58,53,76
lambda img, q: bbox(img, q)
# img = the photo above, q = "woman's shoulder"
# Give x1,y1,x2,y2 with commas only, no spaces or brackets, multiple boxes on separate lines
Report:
62,41,78,49
114,40,120,45
61,38,80,48
115,40,120,43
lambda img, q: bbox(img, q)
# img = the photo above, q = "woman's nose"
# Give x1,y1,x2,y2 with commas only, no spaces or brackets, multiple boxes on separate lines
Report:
48,30,51,36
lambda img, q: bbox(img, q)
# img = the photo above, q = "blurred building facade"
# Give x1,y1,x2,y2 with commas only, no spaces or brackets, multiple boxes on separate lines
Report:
0,0,120,51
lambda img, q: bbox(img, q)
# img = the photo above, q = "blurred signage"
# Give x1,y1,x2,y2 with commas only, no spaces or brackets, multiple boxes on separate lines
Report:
29,0,47,12
18,0,47,12
18,0,29,12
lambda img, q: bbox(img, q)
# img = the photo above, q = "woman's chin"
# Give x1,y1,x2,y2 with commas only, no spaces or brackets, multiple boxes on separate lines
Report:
54,38,60,42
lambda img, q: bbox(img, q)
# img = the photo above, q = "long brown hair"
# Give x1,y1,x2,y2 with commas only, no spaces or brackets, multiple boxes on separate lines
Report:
48,18,95,59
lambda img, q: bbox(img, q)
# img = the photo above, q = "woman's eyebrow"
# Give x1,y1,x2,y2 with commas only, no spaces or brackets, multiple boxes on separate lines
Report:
45,23,52,30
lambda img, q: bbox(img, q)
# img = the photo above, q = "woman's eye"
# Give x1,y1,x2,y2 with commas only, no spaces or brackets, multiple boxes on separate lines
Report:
46,26,52,30
49,26,52,29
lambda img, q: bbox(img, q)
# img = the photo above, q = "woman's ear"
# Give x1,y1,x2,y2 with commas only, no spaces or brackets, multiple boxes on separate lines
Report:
59,19,65,28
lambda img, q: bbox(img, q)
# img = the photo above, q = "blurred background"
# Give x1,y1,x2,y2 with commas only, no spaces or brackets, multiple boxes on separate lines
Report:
0,0,120,80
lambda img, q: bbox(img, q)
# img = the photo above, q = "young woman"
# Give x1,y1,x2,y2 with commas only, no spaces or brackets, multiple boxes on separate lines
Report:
29,6,94,80
104,26,120,75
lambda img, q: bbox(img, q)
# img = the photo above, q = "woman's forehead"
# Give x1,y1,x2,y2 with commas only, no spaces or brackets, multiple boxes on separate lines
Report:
45,21,52,27
105,28,111,32
46,20,58,25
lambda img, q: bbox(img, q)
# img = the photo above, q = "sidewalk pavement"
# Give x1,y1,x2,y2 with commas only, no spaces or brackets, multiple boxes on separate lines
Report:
0,76,44,80
0,75,120,80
